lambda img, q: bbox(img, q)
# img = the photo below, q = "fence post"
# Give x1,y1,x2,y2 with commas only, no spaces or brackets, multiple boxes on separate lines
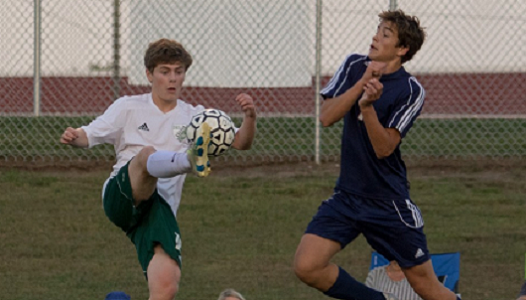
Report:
389,0,398,10
113,0,121,100
33,0,41,117
314,0,323,164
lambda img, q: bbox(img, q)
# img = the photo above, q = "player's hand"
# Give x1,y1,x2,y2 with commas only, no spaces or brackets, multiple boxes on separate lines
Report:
60,127,80,145
235,93,256,119
358,78,383,108
360,61,388,84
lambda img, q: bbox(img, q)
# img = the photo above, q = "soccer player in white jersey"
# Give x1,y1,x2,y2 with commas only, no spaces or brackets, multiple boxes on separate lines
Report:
293,10,461,300
60,38,257,300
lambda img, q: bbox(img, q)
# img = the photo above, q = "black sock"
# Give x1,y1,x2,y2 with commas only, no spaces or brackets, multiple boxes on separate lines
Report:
323,266,385,300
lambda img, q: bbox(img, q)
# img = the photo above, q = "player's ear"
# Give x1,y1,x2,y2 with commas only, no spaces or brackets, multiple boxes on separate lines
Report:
397,46,409,58
146,69,153,83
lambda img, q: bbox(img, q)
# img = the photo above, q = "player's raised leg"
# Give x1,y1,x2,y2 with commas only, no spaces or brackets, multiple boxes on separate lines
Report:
128,123,212,205
294,234,389,300
144,121,212,181
294,234,341,291
128,146,161,204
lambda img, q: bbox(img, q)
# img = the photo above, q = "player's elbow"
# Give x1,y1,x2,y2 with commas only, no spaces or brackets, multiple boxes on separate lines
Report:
232,140,252,151
374,147,395,159
319,115,334,127
238,144,252,150
374,130,400,159
375,152,388,159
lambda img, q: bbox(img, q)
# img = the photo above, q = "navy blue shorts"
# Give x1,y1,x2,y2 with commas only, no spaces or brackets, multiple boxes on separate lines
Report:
305,189,430,268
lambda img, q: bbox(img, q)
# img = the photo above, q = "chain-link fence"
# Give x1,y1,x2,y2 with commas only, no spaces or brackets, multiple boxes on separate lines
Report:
1,0,525,166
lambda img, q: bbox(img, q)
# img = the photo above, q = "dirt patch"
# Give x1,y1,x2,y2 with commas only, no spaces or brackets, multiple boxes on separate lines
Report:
213,161,341,178
212,160,526,185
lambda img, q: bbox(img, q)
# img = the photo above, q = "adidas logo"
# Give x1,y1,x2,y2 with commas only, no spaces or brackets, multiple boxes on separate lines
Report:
415,248,425,258
138,123,149,132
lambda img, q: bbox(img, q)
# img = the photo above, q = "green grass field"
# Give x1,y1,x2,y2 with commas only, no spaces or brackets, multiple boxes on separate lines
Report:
1,164,525,300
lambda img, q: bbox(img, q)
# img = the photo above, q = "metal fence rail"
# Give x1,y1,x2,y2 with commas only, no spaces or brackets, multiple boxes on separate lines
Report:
1,0,525,164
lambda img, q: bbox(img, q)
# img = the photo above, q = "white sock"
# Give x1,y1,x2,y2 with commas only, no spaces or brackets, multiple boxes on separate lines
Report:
146,150,191,178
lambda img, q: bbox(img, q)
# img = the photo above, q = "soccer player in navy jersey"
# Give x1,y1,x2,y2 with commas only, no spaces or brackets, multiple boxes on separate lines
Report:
293,10,461,300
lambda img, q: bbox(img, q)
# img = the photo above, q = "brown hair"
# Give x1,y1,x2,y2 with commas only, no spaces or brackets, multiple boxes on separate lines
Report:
379,10,426,63
143,38,193,73
217,289,246,300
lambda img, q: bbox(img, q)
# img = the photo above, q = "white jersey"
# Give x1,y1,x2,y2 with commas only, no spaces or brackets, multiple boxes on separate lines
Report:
82,93,205,216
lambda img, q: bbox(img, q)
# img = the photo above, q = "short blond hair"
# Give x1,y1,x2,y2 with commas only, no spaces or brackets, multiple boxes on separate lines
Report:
217,288,246,300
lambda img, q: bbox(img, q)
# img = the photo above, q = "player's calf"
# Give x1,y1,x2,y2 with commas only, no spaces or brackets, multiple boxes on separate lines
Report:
404,261,458,300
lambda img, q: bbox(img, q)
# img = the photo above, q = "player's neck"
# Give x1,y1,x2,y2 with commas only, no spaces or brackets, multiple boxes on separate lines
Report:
383,60,402,75
152,94,178,113
372,58,402,75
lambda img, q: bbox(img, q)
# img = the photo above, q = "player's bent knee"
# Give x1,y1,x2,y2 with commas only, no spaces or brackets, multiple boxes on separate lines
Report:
150,285,178,300
294,257,320,285
160,283,178,300
149,269,180,300
150,286,178,300
293,263,309,283
130,146,158,180
138,146,156,163
129,146,157,173
148,246,181,300
295,269,318,287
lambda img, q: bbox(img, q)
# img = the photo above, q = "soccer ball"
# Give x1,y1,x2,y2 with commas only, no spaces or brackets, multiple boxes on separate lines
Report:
185,109,236,157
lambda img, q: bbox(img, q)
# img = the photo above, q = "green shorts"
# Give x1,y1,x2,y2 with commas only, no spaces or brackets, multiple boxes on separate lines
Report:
103,161,182,277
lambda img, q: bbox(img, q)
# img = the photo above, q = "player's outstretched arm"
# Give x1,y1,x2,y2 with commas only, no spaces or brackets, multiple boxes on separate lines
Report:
60,127,89,148
319,61,387,127
232,93,256,150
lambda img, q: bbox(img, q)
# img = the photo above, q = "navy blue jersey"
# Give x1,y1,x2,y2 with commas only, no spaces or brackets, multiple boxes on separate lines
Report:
321,53,425,200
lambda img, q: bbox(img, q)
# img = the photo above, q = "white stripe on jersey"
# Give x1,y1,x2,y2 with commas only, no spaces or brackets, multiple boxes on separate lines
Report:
321,54,352,95
398,78,425,133
321,54,367,97
392,200,424,229
388,77,425,133
406,199,424,228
